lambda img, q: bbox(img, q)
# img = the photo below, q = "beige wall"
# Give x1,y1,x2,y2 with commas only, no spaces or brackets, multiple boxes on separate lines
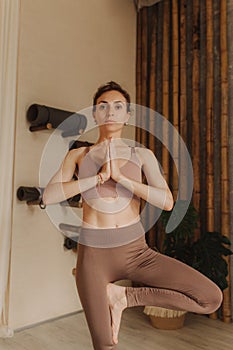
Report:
9,0,136,330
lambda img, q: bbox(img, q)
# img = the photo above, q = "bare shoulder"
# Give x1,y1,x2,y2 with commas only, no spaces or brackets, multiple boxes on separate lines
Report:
66,146,87,158
65,146,88,161
135,147,158,166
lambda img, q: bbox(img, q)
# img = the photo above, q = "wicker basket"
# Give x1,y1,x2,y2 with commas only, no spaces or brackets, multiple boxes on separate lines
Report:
144,306,187,330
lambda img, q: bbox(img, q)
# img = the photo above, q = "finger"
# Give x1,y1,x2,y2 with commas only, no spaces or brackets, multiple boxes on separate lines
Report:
108,140,113,160
109,138,116,160
106,143,110,161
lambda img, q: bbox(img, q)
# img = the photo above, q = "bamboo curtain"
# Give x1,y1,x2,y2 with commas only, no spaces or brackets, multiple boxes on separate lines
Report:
228,0,233,323
134,0,162,11
136,0,231,322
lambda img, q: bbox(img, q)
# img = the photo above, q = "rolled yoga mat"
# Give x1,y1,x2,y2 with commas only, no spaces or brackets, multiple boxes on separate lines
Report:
27,104,87,136
17,186,42,201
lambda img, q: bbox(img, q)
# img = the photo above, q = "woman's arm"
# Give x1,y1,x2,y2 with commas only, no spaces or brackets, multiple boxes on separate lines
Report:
113,147,174,211
42,148,100,205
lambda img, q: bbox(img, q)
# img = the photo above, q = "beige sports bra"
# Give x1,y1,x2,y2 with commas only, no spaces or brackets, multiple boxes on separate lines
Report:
78,146,142,201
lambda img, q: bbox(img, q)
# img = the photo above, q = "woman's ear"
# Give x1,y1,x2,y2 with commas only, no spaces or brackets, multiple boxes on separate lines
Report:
124,111,131,125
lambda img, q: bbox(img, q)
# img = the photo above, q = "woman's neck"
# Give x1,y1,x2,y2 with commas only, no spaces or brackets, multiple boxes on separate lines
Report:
96,130,123,144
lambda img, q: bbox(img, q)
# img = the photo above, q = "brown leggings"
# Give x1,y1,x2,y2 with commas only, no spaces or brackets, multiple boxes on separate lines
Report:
75,222,223,350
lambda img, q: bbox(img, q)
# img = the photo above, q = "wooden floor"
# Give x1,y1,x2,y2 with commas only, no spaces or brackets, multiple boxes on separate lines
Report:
0,307,233,350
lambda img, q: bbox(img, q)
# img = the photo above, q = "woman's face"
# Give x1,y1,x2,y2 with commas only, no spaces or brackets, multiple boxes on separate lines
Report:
94,90,130,127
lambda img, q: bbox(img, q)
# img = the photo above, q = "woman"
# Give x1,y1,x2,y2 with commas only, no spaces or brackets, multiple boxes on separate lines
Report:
43,81,222,350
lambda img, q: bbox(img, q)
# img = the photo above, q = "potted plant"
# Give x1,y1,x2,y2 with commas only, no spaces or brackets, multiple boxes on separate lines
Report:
144,200,233,329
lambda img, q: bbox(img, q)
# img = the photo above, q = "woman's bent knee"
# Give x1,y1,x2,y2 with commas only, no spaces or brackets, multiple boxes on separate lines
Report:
204,284,223,314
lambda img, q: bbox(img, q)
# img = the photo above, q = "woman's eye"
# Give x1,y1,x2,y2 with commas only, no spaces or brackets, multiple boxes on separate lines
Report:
98,104,107,110
115,104,123,110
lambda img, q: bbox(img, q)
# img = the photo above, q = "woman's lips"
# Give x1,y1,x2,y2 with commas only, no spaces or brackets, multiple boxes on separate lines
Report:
105,120,116,123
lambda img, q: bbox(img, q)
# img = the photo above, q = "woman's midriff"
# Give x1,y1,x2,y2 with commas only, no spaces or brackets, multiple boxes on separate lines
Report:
82,197,140,229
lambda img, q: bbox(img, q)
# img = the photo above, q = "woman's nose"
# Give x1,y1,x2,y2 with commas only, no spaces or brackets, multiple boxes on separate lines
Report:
107,105,114,116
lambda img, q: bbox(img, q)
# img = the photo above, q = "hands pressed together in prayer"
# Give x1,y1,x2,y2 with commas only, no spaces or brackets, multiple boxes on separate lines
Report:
98,137,124,183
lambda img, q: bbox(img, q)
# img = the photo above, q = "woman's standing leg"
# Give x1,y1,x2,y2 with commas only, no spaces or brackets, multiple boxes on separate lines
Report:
76,244,117,350
75,237,132,350
125,238,223,314
75,222,147,349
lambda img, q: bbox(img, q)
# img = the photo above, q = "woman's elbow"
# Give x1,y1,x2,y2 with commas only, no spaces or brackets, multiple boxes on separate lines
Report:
164,192,174,211
42,188,53,205
42,191,49,205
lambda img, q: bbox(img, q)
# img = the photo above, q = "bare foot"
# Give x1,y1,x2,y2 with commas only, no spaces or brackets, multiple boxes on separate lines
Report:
106,283,128,344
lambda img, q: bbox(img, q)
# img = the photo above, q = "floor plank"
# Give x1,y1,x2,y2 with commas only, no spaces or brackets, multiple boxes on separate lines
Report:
0,307,232,349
